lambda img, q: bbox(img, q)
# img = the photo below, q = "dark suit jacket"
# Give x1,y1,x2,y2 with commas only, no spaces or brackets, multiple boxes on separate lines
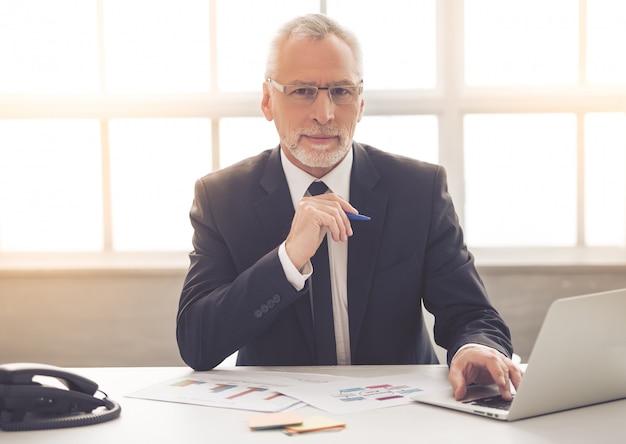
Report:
176,143,513,370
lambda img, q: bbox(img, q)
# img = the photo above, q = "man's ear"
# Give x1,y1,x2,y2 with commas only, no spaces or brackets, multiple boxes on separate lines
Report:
261,82,274,121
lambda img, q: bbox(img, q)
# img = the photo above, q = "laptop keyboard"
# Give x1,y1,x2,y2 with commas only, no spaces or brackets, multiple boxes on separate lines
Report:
464,395,514,411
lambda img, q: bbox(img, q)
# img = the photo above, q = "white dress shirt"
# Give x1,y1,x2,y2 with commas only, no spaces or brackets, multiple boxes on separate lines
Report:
277,148,353,365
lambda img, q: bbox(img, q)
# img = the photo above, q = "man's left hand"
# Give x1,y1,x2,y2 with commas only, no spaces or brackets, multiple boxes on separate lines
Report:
448,345,523,401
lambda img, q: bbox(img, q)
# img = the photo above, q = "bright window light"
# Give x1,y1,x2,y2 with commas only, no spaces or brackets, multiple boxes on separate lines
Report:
1,2,624,256
0,0,98,93
355,115,438,164
104,0,211,93
109,119,212,251
464,114,577,247
586,0,626,85
328,0,436,89
584,113,626,246
465,0,578,86
0,120,103,251
219,118,279,168
216,0,318,91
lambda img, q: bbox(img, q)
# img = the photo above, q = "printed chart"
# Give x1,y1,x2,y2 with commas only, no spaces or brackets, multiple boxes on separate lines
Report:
127,369,350,413
129,376,302,412
279,374,448,414
127,369,448,414
334,382,422,402
159,379,299,412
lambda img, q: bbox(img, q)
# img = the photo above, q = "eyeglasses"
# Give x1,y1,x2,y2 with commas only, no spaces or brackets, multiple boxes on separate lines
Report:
267,78,363,105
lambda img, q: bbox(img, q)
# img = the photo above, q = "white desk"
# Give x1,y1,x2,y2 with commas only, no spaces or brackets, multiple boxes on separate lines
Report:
2,365,624,443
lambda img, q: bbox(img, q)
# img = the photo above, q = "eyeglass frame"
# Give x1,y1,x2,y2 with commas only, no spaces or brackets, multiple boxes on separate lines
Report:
266,78,363,105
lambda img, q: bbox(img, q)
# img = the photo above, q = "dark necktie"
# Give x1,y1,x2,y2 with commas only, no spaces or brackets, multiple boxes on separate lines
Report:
307,181,337,364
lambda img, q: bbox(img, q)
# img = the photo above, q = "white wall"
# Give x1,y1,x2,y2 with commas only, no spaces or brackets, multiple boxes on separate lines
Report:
2,267,625,367
0,270,186,367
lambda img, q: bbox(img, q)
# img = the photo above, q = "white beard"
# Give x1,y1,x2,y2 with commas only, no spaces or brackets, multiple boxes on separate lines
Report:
286,141,350,168
281,125,351,169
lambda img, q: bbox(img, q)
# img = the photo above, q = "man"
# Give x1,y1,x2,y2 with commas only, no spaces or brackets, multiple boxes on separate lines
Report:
176,13,522,401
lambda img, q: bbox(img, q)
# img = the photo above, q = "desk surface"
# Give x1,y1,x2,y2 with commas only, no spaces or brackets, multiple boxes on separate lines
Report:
2,365,624,443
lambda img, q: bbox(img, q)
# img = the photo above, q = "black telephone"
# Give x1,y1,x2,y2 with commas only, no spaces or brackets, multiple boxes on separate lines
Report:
0,363,121,432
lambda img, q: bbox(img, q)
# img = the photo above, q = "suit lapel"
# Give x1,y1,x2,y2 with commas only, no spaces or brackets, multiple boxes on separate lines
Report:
255,147,294,247
347,144,387,354
254,147,316,356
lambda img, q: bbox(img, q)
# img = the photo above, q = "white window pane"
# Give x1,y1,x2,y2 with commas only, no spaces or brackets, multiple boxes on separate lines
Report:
355,115,438,164
464,114,577,247
0,0,99,93
0,120,102,251
465,0,578,86
586,0,626,85
109,119,212,251
219,118,279,168
216,0,318,91
104,0,210,93
584,113,626,246
327,0,436,89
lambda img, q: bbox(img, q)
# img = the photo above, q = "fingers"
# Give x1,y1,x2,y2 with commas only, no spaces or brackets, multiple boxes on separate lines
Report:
448,366,468,400
508,360,524,391
312,194,358,237
481,352,512,400
494,358,524,401
494,360,512,401
449,345,524,401
299,194,357,239
307,196,354,242
285,193,358,269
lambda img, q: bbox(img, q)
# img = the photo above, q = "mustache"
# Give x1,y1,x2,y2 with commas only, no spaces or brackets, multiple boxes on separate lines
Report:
301,125,341,137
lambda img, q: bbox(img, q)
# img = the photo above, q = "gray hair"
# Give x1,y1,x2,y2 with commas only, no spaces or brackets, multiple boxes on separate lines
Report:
264,13,363,80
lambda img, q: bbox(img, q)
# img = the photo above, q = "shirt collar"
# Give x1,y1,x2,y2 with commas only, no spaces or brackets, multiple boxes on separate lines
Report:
280,147,354,210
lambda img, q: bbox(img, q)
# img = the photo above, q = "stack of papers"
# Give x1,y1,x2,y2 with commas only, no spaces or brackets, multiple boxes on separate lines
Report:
127,368,449,415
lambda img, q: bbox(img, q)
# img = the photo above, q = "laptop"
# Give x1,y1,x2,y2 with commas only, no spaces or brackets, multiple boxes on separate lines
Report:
412,288,626,421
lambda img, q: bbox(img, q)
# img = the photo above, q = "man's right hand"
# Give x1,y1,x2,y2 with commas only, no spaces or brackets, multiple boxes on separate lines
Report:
285,193,357,270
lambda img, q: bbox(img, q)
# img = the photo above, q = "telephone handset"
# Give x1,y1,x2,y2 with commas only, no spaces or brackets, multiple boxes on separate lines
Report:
0,362,121,432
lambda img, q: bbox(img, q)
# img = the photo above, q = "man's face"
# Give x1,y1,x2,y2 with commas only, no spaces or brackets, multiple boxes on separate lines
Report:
261,34,364,178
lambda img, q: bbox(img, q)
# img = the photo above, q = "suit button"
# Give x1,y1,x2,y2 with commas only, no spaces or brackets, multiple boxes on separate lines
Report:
266,299,275,308
253,309,263,318
260,304,269,313
272,294,281,303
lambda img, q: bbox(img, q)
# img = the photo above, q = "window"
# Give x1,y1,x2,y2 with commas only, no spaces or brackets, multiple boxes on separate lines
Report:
355,116,438,164
104,0,211,93
1,1,625,259
108,118,212,251
584,113,626,246
465,0,579,86
462,0,626,248
0,0,99,93
0,119,102,251
464,114,577,247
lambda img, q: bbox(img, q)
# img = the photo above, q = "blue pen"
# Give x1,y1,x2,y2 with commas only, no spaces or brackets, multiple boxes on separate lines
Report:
346,213,371,221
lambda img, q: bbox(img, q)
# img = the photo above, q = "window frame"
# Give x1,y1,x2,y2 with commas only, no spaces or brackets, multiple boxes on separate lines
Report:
1,0,625,268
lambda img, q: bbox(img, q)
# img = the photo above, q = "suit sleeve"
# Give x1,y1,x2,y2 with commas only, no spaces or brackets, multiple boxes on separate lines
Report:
421,166,513,365
176,177,307,370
